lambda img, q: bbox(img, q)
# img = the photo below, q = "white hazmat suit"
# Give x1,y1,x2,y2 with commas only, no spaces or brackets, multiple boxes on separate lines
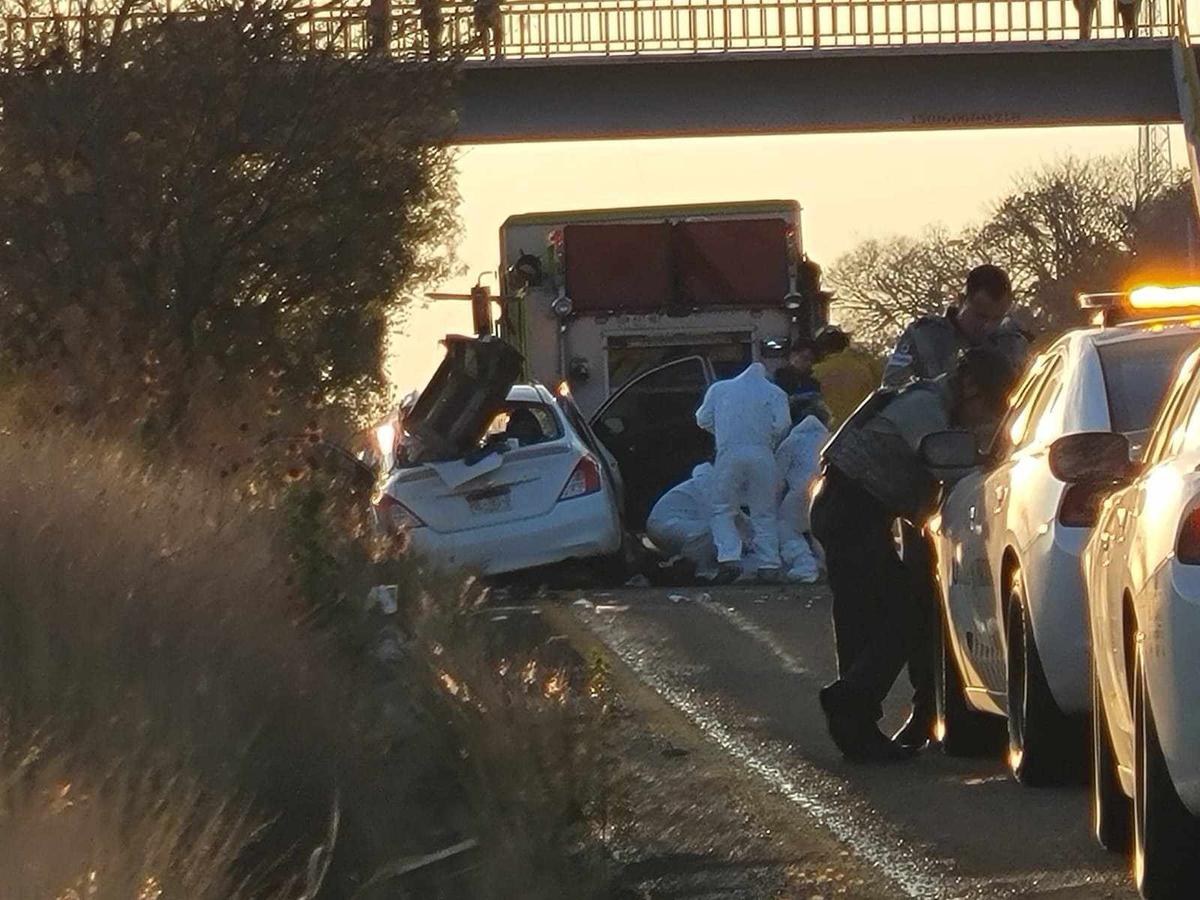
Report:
696,363,791,570
775,415,829,583
645,463,721,579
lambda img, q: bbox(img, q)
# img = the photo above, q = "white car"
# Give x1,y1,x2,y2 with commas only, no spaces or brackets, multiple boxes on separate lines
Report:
380,383,624,576
929,311,1200,787
1085,338,1200,898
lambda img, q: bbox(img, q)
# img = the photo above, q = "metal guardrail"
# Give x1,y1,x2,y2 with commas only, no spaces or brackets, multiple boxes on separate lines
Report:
0,0,1185,63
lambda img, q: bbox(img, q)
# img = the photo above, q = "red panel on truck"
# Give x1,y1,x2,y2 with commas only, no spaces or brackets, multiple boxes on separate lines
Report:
564,223,672,312
673,219,790,307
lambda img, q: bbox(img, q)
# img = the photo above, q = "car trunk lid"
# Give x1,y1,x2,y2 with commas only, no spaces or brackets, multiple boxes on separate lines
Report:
403,335,524,463
390,442,581,533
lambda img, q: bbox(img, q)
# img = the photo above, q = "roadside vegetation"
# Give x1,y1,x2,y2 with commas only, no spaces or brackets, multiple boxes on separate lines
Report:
0,2,612,896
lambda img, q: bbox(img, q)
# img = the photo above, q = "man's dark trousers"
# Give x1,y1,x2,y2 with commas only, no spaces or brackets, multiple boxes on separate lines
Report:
811,466,921,720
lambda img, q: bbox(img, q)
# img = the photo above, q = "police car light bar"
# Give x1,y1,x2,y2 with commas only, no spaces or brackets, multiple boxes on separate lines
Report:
1129,285,1200,309
1078,286,1200,325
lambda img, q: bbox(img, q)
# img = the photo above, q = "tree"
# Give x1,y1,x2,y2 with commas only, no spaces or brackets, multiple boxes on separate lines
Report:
976,156,1133,330
828,154,1197,351
827,226,982,353
0,0,461,442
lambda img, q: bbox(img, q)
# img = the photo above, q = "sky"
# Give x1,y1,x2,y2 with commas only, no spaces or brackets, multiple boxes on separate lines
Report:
386,124,1185,394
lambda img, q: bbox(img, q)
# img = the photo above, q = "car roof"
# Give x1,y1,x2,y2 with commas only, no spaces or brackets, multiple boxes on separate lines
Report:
506,383,555,404
1067,316,1200,350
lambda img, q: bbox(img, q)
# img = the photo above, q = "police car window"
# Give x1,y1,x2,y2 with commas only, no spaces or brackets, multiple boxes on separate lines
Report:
1143,355,1200,466
1097,334,1200,438
1171,357,1200,456
998,360,1056,453
1176,376,1200,455
1027,359,1067,447
994,358,1052,456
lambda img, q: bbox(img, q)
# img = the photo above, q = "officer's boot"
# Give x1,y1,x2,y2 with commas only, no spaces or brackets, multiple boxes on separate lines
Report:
892,705,936,751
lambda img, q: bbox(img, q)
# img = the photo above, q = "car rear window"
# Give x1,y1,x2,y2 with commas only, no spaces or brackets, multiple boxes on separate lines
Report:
1097,334,1200,433
483,401,563,446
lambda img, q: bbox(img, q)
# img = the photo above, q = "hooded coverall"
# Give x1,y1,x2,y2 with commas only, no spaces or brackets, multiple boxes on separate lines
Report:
645,463,721,580
696,363,791,569
775,415,829,583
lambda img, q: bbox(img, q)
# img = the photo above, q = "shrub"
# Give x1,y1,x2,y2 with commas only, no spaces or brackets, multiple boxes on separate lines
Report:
0,424,611,897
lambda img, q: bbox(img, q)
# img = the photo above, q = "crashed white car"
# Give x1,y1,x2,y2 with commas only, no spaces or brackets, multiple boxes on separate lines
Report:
379,383,623,576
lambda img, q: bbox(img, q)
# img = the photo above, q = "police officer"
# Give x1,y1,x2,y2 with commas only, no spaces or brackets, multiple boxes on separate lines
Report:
812,347,1018,762
882,264,1027,388
883,264,1030,751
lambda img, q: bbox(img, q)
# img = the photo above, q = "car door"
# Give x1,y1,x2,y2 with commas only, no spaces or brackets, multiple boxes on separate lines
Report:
941,359,1053,695
591,356,716,530
1096,359,1200,753
557,390,626,520
979,352,1067,694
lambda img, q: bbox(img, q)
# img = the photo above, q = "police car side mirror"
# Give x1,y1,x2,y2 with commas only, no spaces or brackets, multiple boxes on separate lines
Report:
1049,432,1133,484
919,430,979,470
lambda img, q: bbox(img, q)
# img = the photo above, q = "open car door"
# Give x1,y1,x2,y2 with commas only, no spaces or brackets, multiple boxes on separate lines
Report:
591,355,716,530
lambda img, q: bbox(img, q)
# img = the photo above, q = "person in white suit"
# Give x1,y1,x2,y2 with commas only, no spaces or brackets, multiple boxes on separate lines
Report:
776,409,829,583
696,362,791,582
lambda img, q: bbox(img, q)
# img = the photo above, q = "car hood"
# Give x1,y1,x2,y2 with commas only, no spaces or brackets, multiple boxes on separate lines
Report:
402,335,525,464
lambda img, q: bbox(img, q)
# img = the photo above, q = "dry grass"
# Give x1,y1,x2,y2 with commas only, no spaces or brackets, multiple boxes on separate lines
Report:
0,421,612,897
0,744,297,900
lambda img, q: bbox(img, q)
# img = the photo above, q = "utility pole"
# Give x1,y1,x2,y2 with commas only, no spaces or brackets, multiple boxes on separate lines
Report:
1138,0,1173,196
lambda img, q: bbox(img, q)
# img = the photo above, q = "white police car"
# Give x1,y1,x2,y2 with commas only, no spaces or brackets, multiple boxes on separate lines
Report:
929,290,1200,788
1083,288,1200,897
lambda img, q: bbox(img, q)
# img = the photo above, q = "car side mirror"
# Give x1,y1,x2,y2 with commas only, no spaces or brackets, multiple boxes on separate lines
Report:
1049,432,1133,483
919,430,979,470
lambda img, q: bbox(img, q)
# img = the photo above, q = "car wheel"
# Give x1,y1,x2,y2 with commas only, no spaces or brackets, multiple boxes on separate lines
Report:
1133,644,1200,898
1092,663,1131,853
1006,566,1080,786
935,600,1004,757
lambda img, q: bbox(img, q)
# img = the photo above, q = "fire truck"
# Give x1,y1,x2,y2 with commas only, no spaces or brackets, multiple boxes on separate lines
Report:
495,200,827,418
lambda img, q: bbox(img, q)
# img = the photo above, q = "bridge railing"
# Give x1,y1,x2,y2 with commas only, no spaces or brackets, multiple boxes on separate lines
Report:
446,0,1176,57
0,0,1184,64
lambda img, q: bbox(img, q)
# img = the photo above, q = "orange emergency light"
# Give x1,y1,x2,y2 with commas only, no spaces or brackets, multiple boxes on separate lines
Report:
1078,285,1200,326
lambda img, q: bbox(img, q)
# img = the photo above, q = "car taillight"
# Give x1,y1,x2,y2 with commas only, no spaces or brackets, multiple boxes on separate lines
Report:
559,455,601,501
1177,507,1200,564
375,494,425,533
1058,482,1111,528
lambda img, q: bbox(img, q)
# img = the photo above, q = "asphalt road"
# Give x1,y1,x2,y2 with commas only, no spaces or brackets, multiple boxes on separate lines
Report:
561,584,1139,900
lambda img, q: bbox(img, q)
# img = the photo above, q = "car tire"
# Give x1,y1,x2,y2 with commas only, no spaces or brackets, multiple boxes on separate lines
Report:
935,600,1004,757
1006,566,1080,787
1092,663,1131,853
1134,644,1200,899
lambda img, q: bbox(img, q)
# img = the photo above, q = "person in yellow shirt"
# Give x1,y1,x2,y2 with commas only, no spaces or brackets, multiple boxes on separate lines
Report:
811,326,883,427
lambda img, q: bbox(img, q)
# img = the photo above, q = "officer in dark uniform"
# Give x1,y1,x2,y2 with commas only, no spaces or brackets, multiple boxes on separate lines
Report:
812,347,1019,762
881,264,1031,750
882,265,1028,388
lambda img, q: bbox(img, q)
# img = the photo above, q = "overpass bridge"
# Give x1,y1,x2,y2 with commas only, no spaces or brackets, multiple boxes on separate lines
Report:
4,0,1196,141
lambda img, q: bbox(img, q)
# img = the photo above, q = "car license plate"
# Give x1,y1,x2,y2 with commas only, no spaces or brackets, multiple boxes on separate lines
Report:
468,491,511,514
